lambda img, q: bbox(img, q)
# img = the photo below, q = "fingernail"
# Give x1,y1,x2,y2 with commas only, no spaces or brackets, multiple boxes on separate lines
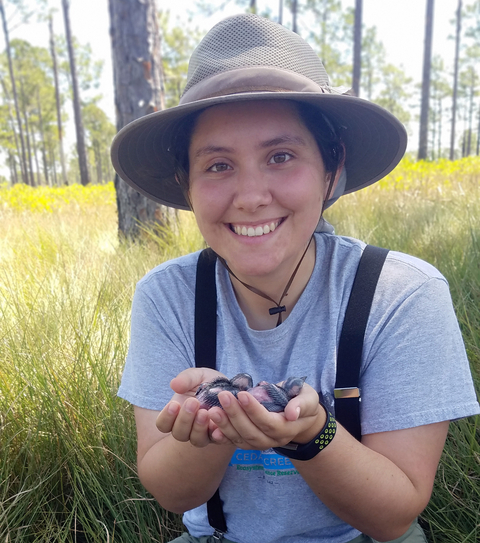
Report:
185,399,197,414
295,407,301,420
220,393,231,407
196,410,208,424
210,412,221,424
167,403,178,415
238,393,249,406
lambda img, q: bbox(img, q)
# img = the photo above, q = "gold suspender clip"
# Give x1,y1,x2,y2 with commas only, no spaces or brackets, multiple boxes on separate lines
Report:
334,387,361,399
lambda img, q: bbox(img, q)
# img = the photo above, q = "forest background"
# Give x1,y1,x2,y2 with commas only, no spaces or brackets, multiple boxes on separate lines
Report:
1,0,480,188
1,0,480,542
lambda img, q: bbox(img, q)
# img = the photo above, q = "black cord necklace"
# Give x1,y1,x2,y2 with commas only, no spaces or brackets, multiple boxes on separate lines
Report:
218,236,313,327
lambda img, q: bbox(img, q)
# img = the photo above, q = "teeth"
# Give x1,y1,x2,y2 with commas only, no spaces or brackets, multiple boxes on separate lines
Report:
233,221,280,237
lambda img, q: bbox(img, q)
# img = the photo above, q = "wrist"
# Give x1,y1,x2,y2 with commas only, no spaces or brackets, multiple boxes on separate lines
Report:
273,406,336,461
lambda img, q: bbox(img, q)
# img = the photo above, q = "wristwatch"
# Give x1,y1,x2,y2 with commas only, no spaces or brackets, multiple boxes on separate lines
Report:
273,408,336,461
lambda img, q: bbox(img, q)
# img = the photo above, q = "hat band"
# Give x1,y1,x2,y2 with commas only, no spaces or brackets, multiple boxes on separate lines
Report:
179,66,344,105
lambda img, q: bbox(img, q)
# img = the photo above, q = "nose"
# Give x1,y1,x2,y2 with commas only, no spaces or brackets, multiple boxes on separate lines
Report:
232,166,273,212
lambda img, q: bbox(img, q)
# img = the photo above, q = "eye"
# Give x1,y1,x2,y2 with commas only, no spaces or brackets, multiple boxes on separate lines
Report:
268,152,293,164
207,162,231,173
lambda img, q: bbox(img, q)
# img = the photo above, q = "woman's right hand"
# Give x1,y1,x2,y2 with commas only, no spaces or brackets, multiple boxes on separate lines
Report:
155,367,226,448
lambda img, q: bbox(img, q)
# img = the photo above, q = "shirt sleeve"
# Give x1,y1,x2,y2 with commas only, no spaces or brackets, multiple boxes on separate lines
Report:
117,265,197,410
359,257,480,435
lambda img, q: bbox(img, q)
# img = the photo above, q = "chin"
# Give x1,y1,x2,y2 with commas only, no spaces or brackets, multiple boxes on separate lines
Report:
227,254,288,280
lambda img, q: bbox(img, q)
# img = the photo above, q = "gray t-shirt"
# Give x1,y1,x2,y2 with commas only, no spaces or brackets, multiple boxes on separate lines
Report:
118,233,480,543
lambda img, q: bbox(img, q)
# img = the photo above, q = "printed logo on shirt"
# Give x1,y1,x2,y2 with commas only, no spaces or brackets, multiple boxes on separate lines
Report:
229,449,299,477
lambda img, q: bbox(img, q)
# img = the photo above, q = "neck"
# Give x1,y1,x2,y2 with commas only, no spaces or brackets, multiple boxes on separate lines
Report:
227,239,317,330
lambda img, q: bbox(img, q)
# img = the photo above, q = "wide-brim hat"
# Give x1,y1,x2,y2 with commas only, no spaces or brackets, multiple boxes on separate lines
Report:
111,13,407,211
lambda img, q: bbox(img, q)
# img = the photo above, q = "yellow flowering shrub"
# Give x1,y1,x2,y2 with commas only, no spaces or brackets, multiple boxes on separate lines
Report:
2,157,479,214
377,156,480,197
0,182,116,213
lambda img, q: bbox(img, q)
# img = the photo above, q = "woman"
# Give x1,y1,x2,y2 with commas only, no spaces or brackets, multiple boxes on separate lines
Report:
111,14,480,543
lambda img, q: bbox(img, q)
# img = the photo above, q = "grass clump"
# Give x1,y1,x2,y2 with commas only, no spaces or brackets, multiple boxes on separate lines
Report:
326,157,480,543
1,159,480,542
0,185,192,541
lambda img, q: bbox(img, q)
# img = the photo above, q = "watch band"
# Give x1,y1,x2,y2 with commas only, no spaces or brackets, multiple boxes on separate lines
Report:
273,409,336,461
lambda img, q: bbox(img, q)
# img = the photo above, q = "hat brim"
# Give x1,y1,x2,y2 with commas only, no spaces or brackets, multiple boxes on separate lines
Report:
111,92,407,210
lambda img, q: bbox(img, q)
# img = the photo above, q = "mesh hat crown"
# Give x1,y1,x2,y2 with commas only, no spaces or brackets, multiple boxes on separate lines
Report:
183,14,332,95
111,14,407,210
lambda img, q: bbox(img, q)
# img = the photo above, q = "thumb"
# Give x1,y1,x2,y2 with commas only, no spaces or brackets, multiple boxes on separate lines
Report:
283,383,320,421
170,367,224,394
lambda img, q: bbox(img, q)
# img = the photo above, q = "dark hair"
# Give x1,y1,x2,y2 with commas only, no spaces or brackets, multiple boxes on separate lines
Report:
170,111,203,210
170,101,345,209
293,101,345,204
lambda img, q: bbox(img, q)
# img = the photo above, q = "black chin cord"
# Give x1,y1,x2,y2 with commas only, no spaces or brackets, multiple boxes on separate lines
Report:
218,236,313,327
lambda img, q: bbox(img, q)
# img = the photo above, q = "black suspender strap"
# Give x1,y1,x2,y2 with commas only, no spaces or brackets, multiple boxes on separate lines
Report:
195,248,228,538
334,245,389,441
194,244,389,535
195,248,218,370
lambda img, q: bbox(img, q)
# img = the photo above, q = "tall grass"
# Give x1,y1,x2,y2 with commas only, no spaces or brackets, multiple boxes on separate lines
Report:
0,184,191,541
1,160,479,542
326,157,480,542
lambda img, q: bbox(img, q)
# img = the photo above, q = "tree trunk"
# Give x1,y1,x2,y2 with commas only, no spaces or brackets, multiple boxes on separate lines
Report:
19,77,35,186
450,0,462,160
36,89,49,185
1,79,22,175
418,0,434,160
49,141,58,186
0,0,29,184
438,97,442,159
109,0,172,240
466,69,475,156
93,139,103,183
49,15,68,186
30,122,41,186
8,150,18,184
292,0,298,33
62,0,90,186
477,107,480,156
352,0,363,97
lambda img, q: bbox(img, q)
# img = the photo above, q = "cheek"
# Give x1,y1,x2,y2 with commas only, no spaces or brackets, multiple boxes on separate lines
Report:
189,181,231,229
281,167,326,210
189,181,217,213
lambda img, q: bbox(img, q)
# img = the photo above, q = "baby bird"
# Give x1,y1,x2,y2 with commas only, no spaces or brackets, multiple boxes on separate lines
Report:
196,374,306,412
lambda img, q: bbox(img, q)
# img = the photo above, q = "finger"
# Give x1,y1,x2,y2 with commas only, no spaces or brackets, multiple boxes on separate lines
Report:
208,402,245,446
207,418,232,445
156,401,181,433
235,392,314,448
210,426,231,444
189,409,213,447
170,367,225,394
216,392,271,448
170,397,200,442
284,401,301,422
284,384,322,421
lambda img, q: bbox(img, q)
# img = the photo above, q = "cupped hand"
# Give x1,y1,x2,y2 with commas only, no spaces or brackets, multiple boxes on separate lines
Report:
155,367,227,448
207,382,326,451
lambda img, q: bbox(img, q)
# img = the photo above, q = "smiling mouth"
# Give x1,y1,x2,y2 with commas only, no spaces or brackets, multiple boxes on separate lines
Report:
230,219,283,237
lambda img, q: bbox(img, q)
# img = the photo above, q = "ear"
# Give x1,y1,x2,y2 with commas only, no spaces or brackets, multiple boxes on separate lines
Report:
323,164,347,211
324,142,346,199
175,173,195,211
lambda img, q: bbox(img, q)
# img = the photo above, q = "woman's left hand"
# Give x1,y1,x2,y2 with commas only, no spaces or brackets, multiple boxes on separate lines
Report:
207,382,326,450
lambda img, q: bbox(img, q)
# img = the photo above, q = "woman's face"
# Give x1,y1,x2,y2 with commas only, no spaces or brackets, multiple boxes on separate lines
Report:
188,100,330,284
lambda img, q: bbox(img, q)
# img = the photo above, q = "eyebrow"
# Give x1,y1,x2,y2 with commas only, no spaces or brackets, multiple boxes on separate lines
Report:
259,135,307,148
192,145,234,160
192,135,307,160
